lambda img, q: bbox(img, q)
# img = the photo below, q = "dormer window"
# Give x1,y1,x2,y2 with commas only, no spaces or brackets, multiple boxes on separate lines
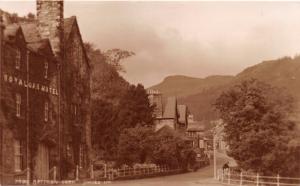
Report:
15,49,21,69
44,62,48,79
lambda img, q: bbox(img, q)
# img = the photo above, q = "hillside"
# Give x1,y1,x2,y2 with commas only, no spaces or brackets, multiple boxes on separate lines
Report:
149,75,234,98
149,56,300,126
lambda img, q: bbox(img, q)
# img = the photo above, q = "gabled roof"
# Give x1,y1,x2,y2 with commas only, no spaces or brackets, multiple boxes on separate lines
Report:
0,9,13,25
63,16,90,68
163,97,177,119
178,105,187,124
64,16,76,42
4,24,19,39
20,22,41,43
27,39,56,61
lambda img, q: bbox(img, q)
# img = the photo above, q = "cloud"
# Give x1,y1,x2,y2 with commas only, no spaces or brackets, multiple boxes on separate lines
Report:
3,1,300,87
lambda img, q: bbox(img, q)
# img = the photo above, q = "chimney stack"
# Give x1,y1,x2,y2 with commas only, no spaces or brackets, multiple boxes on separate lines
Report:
36,0,64,59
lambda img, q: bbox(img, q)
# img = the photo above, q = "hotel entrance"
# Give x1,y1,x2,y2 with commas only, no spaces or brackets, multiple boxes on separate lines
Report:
35,143,50,180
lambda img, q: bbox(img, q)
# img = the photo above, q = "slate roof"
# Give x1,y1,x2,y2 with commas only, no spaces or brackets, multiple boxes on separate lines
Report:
20,17,75,44
20,22,41,43
1,7,90,65
64,16,76,42
163,97,177,119
178,105,187,124
3,24,19,39
27,39,56,60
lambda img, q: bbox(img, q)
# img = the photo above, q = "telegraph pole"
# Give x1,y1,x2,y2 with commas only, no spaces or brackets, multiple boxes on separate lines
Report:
0,10,4,186
213,133,217,179
26,50,30,186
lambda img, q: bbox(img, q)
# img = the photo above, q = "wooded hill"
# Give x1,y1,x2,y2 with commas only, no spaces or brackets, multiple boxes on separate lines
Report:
150,56,300,128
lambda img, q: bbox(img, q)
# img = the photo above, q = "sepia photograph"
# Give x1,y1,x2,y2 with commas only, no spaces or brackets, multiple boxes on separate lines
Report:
0,0,299,186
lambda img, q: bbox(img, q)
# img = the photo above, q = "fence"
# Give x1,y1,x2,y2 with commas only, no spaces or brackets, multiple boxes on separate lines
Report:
217,169,300,186
102,165,182,180
12,165,182,184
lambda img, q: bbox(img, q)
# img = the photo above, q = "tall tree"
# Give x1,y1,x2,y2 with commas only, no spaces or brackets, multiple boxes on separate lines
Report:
85,43,154,161
116,84,154,129
215,79,300,176
117,125,156,166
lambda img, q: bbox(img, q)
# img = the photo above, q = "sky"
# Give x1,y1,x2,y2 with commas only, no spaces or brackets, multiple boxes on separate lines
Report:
1,1,300,87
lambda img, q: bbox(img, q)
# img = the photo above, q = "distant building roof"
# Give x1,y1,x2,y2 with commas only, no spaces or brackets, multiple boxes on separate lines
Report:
156,125,188,140
3,24,20,40
163,97,177,119
156,125,177,136
178,105,187,124
147,89,161,95
187,121,205,132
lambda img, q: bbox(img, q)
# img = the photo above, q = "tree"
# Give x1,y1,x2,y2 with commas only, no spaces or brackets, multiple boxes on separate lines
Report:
104,49,135,72
117,125,196,170
27,13,35,21
215,79,299,176
152,127,196,170
84,43,129,102
116,84,154,130
117,126,156,166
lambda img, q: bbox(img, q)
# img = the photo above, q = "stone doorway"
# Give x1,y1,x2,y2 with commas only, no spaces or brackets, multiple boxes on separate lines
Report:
35,143,50,180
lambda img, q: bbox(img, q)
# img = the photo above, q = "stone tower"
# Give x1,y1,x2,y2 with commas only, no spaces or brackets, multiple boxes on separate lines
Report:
147,89,163,118
36,0,64,58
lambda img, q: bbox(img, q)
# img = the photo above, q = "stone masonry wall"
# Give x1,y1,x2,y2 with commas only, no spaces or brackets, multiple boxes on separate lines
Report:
36,0,64,58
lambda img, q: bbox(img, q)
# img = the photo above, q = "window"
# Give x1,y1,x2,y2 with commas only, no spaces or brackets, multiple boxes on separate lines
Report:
66,143,72,157
79,145,84,168
44,62,48,79
14,140,22,172
15,49,21,69
79,145,83,167
16,94,21,117
199,139,204,148
44,101,49,122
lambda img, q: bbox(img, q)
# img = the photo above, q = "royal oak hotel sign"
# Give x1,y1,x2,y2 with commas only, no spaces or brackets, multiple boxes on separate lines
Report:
3,73,59,96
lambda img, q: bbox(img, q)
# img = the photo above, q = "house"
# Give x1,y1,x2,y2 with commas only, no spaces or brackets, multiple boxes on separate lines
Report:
147,90,189,132
0,0,91,182
186,118,208,151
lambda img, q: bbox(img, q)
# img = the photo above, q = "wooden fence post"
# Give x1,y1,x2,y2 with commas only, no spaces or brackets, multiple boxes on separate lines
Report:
228,169,231,184
104,164,107,178
221,169,224,183
256,173,259,186
91,164,94,179
277,174,280,186
76,165,79,181
240,171,243,186
53,166,57,181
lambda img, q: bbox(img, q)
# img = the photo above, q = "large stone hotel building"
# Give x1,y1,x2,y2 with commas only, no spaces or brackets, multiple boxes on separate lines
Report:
0,0,91,182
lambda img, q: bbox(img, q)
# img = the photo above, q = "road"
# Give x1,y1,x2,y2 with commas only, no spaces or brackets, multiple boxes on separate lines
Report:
106,154,229,186
62,152,231,186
